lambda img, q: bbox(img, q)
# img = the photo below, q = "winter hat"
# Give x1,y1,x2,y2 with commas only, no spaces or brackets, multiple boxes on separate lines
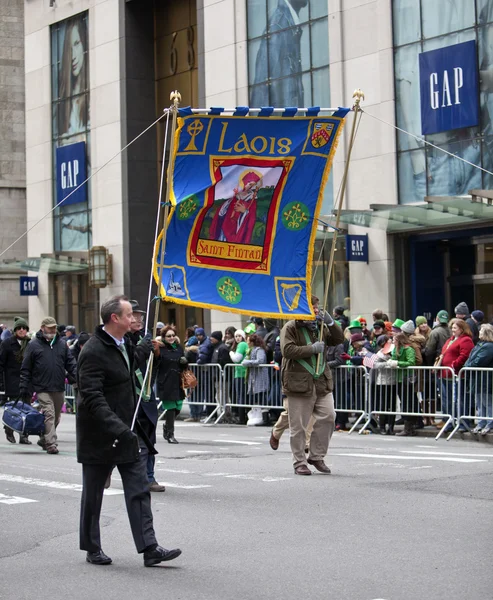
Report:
195,327,205,336
13,316,29,331
357,316,367,327
454,302,469,316
333,306,345,317
157,321,165,331
350,333,364,344
472,310,484,323
384,321,393,333
401,320,415,334
348,319,363,330
235,329,246,340
78,332,90,346
373,320,385,329
415,316,427,326
244,322,256,334
437,310,449,324
210,331,223,342
392,318,405,331
41,316,57,328
376,334,389,347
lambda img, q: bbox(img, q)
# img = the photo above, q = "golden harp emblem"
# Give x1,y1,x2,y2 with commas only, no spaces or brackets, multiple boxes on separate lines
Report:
281,283,302,311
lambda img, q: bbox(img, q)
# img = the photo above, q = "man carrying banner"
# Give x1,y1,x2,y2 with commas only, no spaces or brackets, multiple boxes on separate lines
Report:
280,295,344,475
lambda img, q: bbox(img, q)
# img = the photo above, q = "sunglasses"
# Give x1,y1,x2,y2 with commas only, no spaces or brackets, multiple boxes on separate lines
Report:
165,333,175,338
16,326,28,331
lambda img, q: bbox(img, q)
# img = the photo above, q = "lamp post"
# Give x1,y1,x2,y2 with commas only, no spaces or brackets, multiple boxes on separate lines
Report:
88,246,112,288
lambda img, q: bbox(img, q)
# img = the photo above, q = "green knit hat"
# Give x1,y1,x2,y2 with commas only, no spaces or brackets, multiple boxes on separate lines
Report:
13,316,29,331
392,318,405,330
415,316,427,326
348,319,363,329
437,310,449,324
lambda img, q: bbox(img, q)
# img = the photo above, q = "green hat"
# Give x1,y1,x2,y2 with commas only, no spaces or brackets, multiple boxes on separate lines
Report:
13,316,29,331
415,316,427,326
392,318,405,330
244,323,256,334
348,319,362,329
437,310,449,324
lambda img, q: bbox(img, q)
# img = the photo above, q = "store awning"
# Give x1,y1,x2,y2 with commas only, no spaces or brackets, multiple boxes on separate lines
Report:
0,256,88,274
335,193,493,233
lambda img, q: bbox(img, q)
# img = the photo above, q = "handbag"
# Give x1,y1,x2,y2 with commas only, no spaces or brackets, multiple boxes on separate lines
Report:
2,399,45,436
181,368,198,389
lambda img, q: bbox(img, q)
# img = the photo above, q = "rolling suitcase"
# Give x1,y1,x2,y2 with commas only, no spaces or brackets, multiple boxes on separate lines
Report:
2,399,45,436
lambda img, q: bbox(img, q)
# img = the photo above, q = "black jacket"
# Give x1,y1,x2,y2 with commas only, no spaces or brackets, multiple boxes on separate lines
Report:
20,331,77,395
76,326,156,465
197,337,214,364
0,335,26,397
156,343,186,403
264,327,280,362
211,342,231,368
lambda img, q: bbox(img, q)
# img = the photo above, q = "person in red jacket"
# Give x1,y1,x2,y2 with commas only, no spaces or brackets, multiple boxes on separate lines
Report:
439,319,475,432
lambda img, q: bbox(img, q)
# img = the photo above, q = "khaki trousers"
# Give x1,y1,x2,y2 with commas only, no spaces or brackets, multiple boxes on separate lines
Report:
287,389,336,468
272,400,314,446
37,392,65,449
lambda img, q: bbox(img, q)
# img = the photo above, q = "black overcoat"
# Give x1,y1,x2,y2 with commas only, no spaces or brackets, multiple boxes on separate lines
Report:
0,336,24,397
76,325,156,465
156,343,186,405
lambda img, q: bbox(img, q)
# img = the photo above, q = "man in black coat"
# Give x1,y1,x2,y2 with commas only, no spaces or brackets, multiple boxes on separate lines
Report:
0,316,31,444
20,316,77,454
76,294,181,567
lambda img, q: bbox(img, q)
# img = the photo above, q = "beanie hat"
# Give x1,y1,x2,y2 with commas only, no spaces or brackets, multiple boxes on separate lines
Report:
13,316,29,331
437,310,449,324
40,316,57,328
195,327,205,336
415,316,427,326
244,323,256,334
384,321,393,333
157,321,165,331
373,320,385,329
454,302,469,316
472,310,484,323
210,331,223,342
348,319,363,330
392,318,405,331
350,333,364,344
376,334,388,347
333,306,345,316
235,329,246,340
357,316,367,326
78,332,90,346
401,320,415,334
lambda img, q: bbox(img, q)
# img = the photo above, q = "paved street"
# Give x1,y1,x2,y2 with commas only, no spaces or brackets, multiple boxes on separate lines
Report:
0,416,491,600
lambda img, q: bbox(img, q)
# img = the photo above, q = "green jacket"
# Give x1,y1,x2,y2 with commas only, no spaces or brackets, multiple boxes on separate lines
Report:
391,345,416,382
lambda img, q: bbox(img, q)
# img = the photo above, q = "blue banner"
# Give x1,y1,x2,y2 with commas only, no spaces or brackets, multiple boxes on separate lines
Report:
153,110,347,318
419,40,479,135
56,141,87,206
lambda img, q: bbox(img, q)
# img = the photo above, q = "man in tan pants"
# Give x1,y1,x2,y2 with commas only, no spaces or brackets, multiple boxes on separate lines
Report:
280,296,344,475
269,401,313,450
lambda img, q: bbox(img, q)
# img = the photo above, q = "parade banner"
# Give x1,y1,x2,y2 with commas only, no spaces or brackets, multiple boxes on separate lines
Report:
153,109,348,318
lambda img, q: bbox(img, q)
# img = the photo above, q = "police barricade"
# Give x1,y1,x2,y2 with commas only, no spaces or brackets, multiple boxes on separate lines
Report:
332,365,368,434
455,367,493,439
218,363,282,425
65,382,76,412
167,363,224,424
360,366,455,440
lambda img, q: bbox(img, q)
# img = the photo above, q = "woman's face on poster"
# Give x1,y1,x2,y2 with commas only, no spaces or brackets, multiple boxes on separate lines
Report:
70,25,84,79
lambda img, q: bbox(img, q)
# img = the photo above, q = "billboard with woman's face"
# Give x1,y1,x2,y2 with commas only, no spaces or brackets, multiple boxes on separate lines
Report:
52,12,91,252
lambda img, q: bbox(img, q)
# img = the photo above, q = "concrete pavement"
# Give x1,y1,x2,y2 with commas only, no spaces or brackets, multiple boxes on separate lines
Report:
0,416,491,600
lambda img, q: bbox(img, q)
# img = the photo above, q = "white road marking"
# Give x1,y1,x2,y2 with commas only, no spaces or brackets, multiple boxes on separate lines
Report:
0,473,124,495
186,450,213,454
224,474,257,480
332,453,486,463
202,472,232,477
155,466,194,474
262,477,292,482
409,466,433,470
0,493,38,504
212,440,261,446
401,450,493,458
161,482,211,489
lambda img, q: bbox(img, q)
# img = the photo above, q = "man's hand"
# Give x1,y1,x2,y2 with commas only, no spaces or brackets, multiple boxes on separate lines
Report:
151,340,161,352
116,429,138,446
311,341,325,354
317,310,334,327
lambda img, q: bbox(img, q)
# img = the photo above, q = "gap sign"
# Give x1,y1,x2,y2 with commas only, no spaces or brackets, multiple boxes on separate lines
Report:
20,276,38,296
346,234,368,263
419,40,479,135
56,141,87,206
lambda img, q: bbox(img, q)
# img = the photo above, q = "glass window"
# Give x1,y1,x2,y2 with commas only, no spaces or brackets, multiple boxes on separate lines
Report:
394,44,423,152
477,0,493,26
426,137,482,196
479,23,493,135
310,0,328,20
422,27,475,52
248,38,264,84
393,0,421,46
312,67,330,106
421,0,475,39
247,0,267,39
398,150,426,204
481,136,493,188
311,19,329,68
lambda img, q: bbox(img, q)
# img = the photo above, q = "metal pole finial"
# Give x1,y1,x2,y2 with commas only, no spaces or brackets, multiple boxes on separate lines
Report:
352,89,365,109
170,91,182,105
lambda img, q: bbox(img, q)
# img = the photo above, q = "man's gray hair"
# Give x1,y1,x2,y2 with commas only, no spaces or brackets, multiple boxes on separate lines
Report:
101,295,129,325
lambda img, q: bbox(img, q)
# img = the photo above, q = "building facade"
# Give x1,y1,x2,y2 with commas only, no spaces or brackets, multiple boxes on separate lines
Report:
20,0,493,335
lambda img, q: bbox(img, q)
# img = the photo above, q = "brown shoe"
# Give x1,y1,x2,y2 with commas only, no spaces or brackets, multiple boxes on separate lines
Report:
269,431,279,450
149,481,166,492
46,446,59,455
307,459,331,474
294,464,312,476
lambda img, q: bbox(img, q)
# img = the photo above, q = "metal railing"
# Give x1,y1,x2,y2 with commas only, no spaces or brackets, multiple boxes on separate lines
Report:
455,367,493,439
332,365,368,434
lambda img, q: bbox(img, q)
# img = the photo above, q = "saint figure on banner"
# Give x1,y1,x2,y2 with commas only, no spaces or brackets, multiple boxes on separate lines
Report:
209,170,263,244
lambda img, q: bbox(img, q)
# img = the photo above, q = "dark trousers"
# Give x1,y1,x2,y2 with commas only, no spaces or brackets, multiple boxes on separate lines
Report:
79,448,157,554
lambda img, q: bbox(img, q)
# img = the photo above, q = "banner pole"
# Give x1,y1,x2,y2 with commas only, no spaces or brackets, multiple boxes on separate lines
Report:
316,89,364,369
144,90,181,397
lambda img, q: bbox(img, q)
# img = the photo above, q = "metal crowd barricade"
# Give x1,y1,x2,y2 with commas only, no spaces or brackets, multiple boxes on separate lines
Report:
65,382,76,412
175,363,223,424
361,366,455,440
454,367,493,439
218,363,282,424
332,365,368,434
